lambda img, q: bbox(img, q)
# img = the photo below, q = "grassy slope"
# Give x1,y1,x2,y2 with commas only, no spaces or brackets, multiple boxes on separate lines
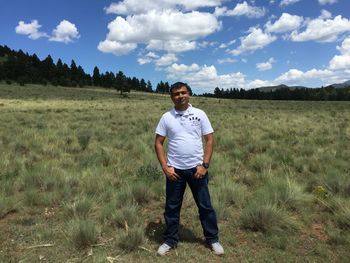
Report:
0,84,350,262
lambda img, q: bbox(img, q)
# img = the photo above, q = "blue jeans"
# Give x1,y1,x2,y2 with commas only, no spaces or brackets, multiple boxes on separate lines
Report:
163,167,219,247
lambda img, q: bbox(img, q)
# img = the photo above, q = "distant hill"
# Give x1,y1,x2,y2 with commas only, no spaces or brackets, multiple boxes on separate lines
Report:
326,80,350,89
258,84,308,92
258,80,350,92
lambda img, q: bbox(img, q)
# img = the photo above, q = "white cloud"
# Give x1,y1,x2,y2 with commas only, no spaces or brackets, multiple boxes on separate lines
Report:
198,41,217,48
256,57,275,71
249,79,275,88
213,7,226,17
137,57,152,65
336,36,350,55
145,40,164,51
15,19,80,44
218,39,236,49
265,13,303,33
166,63,200,75
329,55,350,70
49,20,80,44
137,52,159,64
99,0,350,91
165,62,278,91
155,53,178,67
269,35,350,87
99,9,221,55
280,0,301,7
105,0,222,15
318,0,337,5
162,58,348,91
319,9,332,19
146,40,197,53
15,20,47,40
177,65,218,83
217,58,237,64
230,27,277,55
161,34,350,91
145,52,159,58
290,14,350,42
275,68,333,84
329,36,350,70
98,40,137,55
271,66,350,88
214,1,266,18
166,63,248,91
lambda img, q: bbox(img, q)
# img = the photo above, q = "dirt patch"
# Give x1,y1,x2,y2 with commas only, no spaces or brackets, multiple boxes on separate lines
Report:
0,209,17,223
311,223,328,242
0,211,22,262
298,222,328,256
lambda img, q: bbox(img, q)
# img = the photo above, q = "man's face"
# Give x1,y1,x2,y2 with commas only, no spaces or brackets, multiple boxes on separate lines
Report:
171,86,190,109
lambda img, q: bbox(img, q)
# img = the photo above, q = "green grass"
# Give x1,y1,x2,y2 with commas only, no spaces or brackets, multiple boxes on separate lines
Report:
0,83,350,262
70,219,99,249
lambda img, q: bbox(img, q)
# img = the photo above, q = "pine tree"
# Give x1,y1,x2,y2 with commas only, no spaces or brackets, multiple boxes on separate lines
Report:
130,77,140,90
146,80,153,92
140,78,147,91
115,70,129,95
92,66,101,86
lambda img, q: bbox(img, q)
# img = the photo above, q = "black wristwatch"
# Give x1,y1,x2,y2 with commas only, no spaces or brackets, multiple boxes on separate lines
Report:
202,162,210,169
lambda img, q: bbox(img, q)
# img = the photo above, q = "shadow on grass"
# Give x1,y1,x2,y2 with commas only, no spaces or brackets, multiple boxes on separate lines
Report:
145,221,203,244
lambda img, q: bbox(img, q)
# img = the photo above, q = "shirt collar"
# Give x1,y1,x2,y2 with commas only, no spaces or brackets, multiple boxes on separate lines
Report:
172,104,193,116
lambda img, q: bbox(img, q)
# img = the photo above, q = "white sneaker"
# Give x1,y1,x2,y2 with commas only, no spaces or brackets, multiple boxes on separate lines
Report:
210,242,224,255
157,243,172,256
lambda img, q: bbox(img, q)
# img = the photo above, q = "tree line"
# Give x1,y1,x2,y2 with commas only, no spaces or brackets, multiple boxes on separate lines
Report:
3,44,347,100
0,45,178,95
201,85,350,101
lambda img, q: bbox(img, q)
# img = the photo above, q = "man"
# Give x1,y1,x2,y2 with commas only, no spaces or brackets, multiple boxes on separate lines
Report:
154,82,224,256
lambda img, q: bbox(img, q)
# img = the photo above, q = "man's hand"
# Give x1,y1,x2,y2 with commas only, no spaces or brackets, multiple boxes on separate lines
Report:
194,165,207,179
163,165,180,181
155,134,179,181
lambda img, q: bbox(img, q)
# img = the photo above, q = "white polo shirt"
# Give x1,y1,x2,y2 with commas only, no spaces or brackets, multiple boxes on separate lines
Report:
155,104,214,169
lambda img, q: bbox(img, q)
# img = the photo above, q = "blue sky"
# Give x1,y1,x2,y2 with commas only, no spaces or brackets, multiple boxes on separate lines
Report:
1,0,350,94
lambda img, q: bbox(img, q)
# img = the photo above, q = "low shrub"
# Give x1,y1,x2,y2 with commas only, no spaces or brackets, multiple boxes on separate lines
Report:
241,202,296,233
214,180,248,208
212,198,230,221
99,201,117,222
115,187,134,208
323,171,350,198
335,205,350,230
249,153,273,173
136,163,163,182
71,219,98,249
256,176,312,211
77,130,92,150
112,204,139,228
64,197,93,219
24,190,47,206
131,183,153,205
118,226,145,251
327,227,350,245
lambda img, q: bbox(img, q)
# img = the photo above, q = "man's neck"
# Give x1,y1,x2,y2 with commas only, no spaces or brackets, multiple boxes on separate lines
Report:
175,104,189,112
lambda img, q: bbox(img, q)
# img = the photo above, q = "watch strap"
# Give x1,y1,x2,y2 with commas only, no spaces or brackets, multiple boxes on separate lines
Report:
202,162,210,169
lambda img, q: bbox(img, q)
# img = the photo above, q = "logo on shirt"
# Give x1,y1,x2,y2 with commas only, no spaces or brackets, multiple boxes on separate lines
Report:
189,116,201,126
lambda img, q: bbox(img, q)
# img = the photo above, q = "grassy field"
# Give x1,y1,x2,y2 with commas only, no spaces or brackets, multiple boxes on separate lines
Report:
0,83,349,262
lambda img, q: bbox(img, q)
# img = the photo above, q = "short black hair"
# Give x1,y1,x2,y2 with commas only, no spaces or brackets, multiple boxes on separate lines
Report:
170,82,192,95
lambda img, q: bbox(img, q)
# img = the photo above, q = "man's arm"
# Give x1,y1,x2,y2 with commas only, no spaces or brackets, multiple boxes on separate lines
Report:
154,134,179,181
195,133,214,178
203,133,214,164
